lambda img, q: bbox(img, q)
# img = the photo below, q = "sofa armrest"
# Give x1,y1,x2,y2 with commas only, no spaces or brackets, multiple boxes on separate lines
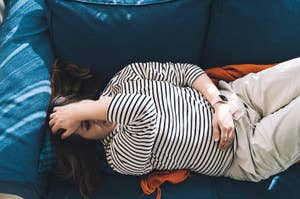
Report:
0,0,54,197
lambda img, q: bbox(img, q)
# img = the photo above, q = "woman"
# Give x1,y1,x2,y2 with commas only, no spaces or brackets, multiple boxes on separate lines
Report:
49,58,300,197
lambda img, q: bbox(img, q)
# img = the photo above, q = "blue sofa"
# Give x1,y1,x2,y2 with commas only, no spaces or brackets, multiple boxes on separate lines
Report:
1,0,300,199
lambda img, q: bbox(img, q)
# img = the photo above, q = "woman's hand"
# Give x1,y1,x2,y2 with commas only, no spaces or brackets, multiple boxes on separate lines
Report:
49,102,82,139
212,103,235,150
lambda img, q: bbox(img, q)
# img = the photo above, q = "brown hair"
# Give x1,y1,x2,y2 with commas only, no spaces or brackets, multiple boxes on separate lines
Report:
50,59,102,198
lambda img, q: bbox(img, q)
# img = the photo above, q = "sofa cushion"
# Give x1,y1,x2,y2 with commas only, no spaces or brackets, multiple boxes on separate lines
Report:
47,0,211,81
48,165,300,199
38,128,114,174
203,0,300,67
0,0,54,197
48,172,216,199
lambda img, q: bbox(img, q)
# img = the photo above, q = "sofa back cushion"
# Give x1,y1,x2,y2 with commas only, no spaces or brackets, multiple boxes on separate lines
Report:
47,0,211,82
0,0,54,196
203,0,300,67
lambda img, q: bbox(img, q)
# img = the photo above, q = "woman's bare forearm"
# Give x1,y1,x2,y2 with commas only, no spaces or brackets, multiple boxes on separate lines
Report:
78,74,219,121
192,73,220,106
75,97,112,121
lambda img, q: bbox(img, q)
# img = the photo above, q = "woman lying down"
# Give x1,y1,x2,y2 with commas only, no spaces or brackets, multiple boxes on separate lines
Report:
49,58,300,198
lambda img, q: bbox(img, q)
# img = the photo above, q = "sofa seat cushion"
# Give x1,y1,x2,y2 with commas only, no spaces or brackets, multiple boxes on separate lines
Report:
48,164,300,199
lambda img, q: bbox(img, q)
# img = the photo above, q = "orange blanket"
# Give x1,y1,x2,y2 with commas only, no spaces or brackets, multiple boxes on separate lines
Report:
140,63,276,199
205,63,275,85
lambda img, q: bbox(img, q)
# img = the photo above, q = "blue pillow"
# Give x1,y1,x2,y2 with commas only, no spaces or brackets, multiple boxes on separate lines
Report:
38,128,114,174
38,129,56,173
0,0,54,195
203,0,300,67
46,0,211,79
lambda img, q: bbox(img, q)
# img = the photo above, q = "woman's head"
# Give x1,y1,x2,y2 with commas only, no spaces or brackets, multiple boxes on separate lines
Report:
51,59,103,100
51,96,116,140
50,95,100,199
49,60,103,198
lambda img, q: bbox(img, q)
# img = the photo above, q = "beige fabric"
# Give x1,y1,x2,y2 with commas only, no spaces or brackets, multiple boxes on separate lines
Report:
0,193,23,199
0,0,5,25
221,57,300,181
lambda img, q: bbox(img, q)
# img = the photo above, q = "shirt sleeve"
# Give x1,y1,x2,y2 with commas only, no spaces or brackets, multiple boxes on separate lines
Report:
104,93,157,175
101,62,205,96
130,62,205,87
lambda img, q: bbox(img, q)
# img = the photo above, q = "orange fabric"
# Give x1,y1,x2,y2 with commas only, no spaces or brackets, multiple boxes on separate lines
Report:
140,170,190,199
205,63,275,85
140,63,300,199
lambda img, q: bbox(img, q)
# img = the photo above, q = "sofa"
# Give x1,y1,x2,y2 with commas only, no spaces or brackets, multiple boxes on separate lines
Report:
1,0,300,199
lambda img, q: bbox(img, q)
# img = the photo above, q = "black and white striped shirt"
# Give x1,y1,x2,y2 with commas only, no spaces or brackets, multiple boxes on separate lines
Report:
101,62,235,176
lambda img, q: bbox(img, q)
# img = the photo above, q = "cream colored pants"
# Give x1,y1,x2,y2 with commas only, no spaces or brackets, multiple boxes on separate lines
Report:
0,193,23,199
220,57,300,182
0,0,5,25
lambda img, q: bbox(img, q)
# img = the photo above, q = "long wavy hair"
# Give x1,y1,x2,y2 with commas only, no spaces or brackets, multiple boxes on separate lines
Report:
49,59,103,198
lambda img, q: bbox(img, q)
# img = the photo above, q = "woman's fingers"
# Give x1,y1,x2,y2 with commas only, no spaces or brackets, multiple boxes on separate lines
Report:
221,127,235,150
53,107,60,112
49,113,55,120
219,127,228,150
61,129,73,140
51,123,60,134
49,118,55,128
228,128,235,146
213,120,220,142
213,103,236,150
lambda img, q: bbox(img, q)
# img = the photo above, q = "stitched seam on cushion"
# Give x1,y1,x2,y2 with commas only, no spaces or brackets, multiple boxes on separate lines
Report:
64,0,176,6
202,0,223,67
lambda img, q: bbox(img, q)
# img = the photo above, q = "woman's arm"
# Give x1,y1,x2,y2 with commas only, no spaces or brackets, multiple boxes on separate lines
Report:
104,93,157,175
49,93,157,141
192,74,235,150
49,98,111,139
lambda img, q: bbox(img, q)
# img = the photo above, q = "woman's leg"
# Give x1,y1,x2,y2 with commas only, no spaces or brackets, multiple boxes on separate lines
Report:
230,57,300,117
0,193,23,199
0,0,5,25
249,95,300,180
223,57,300,181
224,95,300,181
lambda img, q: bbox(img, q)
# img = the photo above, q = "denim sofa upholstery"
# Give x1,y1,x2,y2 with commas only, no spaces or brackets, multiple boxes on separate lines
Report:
48,165,300,199
47,0,211,84
203,0,300,67
0,0,54,198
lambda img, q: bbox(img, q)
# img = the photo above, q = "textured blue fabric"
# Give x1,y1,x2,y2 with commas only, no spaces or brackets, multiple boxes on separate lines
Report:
48,172,214,199
47,0,211,78
203,0,300,67
48,165,300,199
38,129,56,173
38,128,114,174
0,0,54,194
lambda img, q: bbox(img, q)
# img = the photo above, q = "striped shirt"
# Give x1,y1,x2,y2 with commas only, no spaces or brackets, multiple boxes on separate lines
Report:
101,62,236,176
